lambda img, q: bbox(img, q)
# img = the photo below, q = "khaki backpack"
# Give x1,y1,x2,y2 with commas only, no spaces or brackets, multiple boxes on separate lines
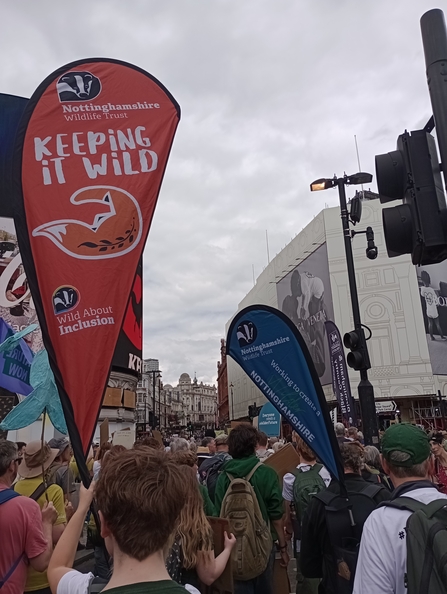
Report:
220,461,273,580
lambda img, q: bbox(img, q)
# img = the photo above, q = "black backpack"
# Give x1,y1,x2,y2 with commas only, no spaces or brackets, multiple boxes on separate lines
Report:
315,483,386,594
198,452,231,501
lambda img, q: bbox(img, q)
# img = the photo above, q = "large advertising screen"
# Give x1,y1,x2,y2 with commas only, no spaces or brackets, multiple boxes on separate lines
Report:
417,262,447,375
276,243,335,386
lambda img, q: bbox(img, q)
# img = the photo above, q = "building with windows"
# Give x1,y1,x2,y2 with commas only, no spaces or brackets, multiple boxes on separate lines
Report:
226,194,447,431
136,358,165,431
137,363,217,431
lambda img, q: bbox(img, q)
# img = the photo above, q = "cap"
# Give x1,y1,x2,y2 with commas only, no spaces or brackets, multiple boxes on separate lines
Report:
430,432,444,445
48,437,70,456
382,423,431,467
19,441,59,479
215,434,228,446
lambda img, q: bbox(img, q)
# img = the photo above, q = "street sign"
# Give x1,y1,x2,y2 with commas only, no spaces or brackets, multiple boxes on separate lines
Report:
375,400,397,414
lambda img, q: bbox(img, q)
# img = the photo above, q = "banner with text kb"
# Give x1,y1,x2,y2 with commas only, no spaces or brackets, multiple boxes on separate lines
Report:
227,304,343,479
13,59,180,469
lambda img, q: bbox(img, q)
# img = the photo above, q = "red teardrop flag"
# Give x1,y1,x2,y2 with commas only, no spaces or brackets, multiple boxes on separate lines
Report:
13,59,179,467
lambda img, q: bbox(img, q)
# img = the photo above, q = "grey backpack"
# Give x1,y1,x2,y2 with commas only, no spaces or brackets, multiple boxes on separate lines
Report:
380,496,447,593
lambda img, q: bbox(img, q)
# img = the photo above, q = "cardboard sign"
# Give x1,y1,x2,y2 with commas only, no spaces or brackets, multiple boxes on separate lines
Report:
202,517,233,594
152,429,163,444
273,555,291,594
112,428,135,449
99,418,109,445
263,442,299,482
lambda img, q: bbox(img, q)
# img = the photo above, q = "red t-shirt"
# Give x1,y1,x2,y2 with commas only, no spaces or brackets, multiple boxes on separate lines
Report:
0,484,48,594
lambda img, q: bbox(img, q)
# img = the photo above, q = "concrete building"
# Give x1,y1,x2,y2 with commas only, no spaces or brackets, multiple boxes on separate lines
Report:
226,194,447,431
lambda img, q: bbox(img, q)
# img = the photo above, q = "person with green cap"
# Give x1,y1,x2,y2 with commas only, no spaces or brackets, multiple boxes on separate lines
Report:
353,423,447,594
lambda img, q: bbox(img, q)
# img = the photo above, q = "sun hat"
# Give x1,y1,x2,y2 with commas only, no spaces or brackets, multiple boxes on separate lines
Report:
48,436,70,456
215,434,228,446
18,440,59,479
381,423,431,467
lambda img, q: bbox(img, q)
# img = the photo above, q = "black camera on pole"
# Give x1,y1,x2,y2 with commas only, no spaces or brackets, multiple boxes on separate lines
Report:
375,129,447,266
343,329,371,372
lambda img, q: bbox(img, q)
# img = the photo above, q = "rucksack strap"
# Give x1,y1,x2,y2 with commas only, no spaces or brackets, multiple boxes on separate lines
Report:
245,461,263,482
87,576,109,594
0,490,21,505
360,483,385,500
29,483,47,502
377,496,429,515
423,498,447,519
314,489,338,507
0,554,25,589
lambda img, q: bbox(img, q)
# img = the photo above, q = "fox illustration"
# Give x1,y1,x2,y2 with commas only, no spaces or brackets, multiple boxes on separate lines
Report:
32,186,142,259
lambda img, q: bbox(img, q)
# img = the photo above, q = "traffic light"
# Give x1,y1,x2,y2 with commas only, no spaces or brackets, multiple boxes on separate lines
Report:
343,330,371,371
375,129,447,265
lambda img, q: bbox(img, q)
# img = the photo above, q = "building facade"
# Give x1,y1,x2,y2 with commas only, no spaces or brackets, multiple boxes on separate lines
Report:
136,363,218,431
226,196,447,431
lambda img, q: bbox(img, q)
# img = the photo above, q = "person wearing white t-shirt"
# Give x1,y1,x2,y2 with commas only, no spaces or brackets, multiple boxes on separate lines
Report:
353,423,447,594
283,436,331,594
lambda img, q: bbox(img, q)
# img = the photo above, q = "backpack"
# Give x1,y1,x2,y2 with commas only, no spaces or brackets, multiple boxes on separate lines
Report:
0,489,23,589
220,461,273,581
315,483,385,594
379,496,447,593
292,463,326,524
199,452,231,502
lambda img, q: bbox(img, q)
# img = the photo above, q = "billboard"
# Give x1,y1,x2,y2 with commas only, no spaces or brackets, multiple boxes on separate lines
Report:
417,262,447,375
276,243,335,386
111,260,142,375
0,217,42,353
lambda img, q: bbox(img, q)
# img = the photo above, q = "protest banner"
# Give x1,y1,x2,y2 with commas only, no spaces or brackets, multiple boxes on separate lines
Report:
13,59,180,481
325,320,357,426
227,304,343,480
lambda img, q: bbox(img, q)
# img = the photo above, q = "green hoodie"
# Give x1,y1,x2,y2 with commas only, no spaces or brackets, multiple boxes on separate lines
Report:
214,454,284,537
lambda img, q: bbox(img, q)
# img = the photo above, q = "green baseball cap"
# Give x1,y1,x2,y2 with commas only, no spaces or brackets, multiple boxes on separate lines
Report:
381,423,431,467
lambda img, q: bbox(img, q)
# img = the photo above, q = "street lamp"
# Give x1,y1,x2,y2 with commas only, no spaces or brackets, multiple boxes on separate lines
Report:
310,172,379,446
229,382,234,421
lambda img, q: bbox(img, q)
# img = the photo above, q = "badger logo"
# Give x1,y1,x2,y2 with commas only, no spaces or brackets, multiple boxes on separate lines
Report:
56,71,101,102
237,321,257,347
53,286,80,314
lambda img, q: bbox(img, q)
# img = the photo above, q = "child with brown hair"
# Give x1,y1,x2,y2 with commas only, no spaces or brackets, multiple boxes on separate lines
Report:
48,448,191,594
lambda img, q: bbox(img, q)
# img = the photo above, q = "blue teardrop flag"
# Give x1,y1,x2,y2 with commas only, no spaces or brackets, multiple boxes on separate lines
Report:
227,304,343,480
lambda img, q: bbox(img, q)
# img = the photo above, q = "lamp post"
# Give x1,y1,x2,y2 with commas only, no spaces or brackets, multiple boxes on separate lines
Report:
310,173,380,446
229,382,234,421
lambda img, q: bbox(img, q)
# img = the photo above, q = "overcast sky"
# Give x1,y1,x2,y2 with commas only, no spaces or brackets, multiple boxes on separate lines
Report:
1,0,440,385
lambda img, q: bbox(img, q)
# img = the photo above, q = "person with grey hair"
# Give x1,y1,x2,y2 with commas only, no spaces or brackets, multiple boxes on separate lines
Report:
335,422,349,444
353,423,447,594
363,445,381,470
0,440,58,594
169,437,189,453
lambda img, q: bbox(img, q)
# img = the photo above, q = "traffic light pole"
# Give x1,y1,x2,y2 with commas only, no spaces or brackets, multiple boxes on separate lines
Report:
421,9,447,192
337,178,380,446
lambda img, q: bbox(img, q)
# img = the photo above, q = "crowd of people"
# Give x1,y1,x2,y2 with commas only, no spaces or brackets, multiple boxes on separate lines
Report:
1,422,447,594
